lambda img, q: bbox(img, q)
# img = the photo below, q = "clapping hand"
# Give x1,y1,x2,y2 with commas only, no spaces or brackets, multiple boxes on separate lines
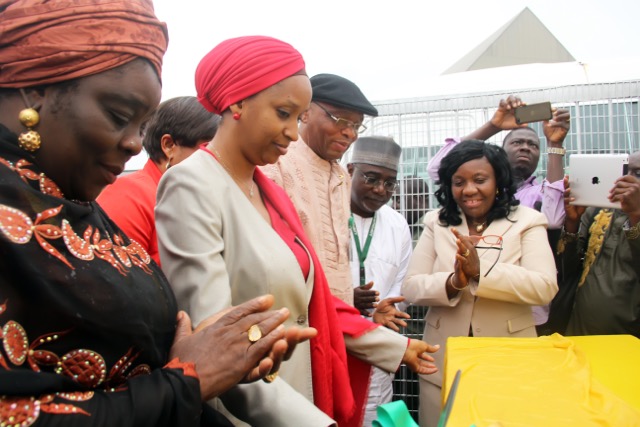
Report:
170,295,317,400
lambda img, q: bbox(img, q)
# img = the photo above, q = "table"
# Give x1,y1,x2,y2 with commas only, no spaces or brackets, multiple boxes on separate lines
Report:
443,334,640,426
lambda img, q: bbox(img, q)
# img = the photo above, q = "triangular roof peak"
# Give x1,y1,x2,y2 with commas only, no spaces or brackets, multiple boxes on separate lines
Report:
443,7,575,74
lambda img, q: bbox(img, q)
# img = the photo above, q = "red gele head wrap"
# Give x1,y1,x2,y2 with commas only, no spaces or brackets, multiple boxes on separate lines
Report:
195,35,306,115
0,0,168,88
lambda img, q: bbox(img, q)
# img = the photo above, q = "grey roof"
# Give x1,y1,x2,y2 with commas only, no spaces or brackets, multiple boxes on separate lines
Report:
443,7,575,74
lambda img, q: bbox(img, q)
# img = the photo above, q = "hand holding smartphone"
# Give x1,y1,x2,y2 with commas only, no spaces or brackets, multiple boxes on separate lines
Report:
514,101,553,125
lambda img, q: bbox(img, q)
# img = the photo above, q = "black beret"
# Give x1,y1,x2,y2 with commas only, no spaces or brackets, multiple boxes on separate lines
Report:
310,73,378,117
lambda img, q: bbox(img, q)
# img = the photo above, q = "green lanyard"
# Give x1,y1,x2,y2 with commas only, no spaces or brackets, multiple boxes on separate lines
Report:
348,213,377,286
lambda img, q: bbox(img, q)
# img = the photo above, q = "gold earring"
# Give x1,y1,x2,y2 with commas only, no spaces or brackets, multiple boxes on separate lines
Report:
18,90,41,152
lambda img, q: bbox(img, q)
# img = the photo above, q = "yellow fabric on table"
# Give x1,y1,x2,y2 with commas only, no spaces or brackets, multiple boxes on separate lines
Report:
444,334,640,427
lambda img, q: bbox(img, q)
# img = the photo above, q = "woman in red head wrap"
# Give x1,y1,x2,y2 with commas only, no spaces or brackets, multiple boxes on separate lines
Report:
0,3,310,426
156,35,439,427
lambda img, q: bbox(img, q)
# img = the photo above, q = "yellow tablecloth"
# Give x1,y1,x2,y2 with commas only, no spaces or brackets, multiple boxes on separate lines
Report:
443,334,640,427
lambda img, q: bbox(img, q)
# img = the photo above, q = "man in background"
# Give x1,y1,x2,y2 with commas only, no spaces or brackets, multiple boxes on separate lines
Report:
562,150,640,337
347,136,413,426
262,73,378,305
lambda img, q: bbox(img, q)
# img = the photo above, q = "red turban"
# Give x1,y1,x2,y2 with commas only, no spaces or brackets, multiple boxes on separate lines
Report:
195,35,306,114
0,0,168,88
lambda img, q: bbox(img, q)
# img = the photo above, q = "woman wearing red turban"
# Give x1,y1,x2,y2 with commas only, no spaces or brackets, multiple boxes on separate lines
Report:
0,3,311,426
156,35,439,427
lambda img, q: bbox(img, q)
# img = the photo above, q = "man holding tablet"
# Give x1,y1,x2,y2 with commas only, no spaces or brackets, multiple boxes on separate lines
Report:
561,150,640,337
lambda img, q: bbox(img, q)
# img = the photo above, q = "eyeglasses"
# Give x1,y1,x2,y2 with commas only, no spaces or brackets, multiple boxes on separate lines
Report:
313,102,367,134
357,169,399,193
474,234,503,277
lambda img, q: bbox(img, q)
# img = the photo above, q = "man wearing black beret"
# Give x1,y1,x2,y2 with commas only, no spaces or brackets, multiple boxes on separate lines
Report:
262,73,379,306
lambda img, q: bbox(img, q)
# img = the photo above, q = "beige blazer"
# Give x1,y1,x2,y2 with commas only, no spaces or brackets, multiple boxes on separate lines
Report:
156,149,405,427
402,207,558,387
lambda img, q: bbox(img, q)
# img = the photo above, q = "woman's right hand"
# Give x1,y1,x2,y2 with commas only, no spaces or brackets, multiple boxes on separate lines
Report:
563,175,585,232
169,294,316,401
451,228,480,286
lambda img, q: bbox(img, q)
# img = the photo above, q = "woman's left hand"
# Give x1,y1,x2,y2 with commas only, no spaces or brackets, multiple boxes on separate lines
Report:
402,339,439,375
451,228,480,283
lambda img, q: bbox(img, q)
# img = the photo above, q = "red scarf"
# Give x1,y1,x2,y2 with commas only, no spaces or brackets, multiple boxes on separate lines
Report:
255,169,376,427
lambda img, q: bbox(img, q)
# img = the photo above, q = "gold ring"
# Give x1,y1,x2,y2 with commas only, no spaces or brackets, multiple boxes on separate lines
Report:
263,371,279,383
247,324,262,343
462,249,470,257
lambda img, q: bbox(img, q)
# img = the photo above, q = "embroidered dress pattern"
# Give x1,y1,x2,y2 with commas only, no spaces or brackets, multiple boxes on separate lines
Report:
0,155,152,276
0,301,152,426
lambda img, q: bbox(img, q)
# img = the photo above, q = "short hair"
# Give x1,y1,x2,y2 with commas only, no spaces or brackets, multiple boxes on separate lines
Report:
502,126,539,146
435,140,519,227
143,96,220,163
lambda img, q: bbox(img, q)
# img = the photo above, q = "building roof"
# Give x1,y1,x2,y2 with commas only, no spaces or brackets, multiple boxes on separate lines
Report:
443,7,575,74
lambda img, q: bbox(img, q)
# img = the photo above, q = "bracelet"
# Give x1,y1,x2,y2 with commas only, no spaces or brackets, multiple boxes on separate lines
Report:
623,220,640,240
547,147,566,156
448,273,468,291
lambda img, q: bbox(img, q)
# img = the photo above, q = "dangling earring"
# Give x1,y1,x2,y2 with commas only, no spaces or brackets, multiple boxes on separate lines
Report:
18,89,41,152
232,112,241,120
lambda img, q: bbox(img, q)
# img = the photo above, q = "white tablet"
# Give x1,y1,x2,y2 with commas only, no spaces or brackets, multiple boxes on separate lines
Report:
568,154,629,209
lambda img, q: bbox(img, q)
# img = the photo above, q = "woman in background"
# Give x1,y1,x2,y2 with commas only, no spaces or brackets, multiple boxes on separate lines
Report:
402,140,558,427
98,96,219,265
156,35,439,427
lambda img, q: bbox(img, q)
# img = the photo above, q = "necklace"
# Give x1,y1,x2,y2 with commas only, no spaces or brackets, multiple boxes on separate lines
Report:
211,146,255,198
474,221,487,233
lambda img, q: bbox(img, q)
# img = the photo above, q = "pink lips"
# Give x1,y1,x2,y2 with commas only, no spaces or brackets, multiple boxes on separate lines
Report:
463,199,483,208
274,143,288,156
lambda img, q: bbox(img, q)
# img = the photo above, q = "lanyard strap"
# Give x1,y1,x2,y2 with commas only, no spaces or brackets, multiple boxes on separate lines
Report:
349,213,377,286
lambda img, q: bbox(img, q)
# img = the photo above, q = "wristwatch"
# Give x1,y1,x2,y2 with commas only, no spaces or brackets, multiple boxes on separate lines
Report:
547,147,566,156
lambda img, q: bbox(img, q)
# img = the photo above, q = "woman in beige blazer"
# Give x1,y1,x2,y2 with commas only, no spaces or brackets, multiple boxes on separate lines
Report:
402,140,558,427
156,36,439,427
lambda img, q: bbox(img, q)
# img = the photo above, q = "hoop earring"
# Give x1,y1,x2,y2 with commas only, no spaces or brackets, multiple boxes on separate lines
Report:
232,112,241,120
18,90,41,152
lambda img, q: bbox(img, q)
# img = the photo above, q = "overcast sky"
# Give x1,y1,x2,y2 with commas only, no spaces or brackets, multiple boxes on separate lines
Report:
152,0,640,102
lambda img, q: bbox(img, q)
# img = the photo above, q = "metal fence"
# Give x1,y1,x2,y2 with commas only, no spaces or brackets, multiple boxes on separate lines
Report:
358,80,640,422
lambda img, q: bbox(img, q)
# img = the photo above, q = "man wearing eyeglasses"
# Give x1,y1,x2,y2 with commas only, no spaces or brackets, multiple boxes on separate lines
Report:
346,136,414,426
262,73,378,306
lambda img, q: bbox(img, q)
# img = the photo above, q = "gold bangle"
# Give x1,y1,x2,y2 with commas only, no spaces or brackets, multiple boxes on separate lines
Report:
448,273,467,291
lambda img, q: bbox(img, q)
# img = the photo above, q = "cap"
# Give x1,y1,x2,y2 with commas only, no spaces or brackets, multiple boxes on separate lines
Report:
350,136,402,171
311,73,378,117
